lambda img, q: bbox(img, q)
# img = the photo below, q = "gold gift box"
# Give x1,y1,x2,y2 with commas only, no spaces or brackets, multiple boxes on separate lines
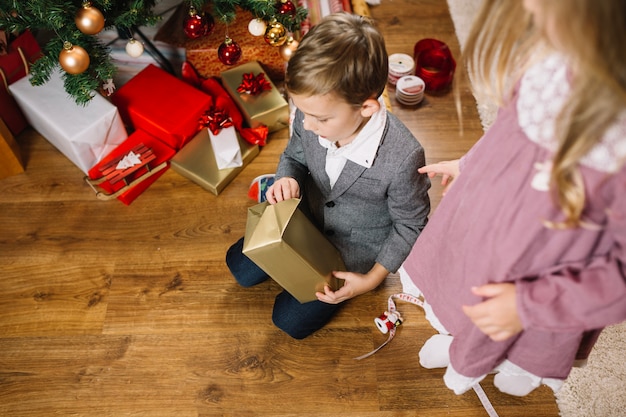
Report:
242,198,345,303
170,128,259,195
0,117,24,179
221,61,290,133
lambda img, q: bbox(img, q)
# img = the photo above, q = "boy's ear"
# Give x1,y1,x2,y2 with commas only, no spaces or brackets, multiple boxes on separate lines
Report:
360,98,381,117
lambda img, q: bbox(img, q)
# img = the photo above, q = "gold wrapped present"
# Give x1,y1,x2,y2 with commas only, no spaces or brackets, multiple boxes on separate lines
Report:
351,0,370,16
242,198,345,303
170,128,259,195
221,61,290,133
0,117,24,179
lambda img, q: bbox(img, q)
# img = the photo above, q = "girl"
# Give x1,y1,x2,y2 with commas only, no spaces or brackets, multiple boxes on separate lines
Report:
400,0,626,396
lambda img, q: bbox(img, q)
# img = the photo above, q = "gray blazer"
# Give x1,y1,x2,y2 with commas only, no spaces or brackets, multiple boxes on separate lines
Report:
276,109,430,274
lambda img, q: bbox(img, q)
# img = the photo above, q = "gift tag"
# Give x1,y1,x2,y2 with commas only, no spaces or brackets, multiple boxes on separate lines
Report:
208,126,243,169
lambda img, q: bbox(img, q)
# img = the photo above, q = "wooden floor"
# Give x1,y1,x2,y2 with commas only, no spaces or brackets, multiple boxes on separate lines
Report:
0,1,561,416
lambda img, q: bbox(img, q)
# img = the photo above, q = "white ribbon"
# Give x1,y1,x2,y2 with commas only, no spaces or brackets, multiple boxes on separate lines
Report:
356,293,500,417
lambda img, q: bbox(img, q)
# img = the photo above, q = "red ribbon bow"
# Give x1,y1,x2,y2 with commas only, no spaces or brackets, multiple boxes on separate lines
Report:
182,61,269,146
200,106,234,136
237,72,272,96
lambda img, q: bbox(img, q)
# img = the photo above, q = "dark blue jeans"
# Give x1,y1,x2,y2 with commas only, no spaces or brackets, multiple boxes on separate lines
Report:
226,237,341,339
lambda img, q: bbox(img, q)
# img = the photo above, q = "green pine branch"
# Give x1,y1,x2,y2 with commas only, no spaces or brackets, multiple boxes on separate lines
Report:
188,0,306,33
0,0,158,105
0,0,306,105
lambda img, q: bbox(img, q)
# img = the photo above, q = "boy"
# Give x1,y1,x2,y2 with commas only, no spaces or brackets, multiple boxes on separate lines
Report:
226,13,430,339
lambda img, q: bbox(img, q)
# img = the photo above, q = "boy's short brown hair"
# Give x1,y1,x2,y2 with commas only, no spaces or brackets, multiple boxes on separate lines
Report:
285,13,388,106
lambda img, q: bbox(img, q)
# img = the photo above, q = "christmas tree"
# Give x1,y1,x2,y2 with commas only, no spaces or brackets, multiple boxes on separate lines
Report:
0,1,307,105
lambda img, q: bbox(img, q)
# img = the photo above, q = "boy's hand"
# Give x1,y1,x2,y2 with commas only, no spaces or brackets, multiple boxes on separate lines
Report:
316,264,389,304
462,283,523,341
418,159,460,196
316,271,368,304
265,177,300,204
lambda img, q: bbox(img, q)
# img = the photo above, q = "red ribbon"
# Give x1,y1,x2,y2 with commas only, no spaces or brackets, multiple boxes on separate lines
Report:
413,38,456,91
199,106,234,136
237,72,272,96
182,61,268,146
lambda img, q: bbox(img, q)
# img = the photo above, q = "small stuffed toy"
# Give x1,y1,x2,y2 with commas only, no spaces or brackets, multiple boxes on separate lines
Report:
248,174,275,203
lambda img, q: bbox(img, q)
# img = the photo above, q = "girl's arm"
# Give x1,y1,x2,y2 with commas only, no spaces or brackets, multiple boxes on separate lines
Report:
466,172,626,339
418,159,459,196
517,172,626,332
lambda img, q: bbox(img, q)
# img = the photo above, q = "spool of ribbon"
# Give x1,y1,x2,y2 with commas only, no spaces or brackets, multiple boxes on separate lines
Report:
199,106,234,136
237,72,272,96
355,292,500,417
374,310,403,334
413,38,456,91
355,292,422,360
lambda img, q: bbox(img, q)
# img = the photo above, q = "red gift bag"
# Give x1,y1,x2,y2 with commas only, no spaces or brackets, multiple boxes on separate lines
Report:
85,129,176,205
0,30,42,136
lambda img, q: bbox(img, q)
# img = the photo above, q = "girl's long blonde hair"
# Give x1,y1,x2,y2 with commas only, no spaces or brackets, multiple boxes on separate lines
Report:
464,0,626,228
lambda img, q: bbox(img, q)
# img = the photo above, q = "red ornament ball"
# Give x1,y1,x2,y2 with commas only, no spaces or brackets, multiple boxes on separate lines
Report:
218,38,242,65
277,0,297,16
183,8,214,39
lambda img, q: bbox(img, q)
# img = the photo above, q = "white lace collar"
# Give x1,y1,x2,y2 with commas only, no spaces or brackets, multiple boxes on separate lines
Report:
517,53,626,173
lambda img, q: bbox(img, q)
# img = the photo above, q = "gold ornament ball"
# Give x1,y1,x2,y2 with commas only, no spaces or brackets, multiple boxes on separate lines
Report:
59,42,90,75
75,3,105,35
279,38,299,61
264,21,287,47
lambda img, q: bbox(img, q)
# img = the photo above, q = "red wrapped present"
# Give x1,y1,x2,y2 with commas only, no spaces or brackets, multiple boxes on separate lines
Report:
0,30,43,136
183,9,286,82
85,129,176,205
0,31,6,53
110,64,213,150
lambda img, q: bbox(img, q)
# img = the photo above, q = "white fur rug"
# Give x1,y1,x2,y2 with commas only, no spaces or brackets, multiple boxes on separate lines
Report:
446,1,626,416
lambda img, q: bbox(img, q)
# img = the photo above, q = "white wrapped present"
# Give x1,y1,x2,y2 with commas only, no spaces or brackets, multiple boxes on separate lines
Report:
9,69,127,173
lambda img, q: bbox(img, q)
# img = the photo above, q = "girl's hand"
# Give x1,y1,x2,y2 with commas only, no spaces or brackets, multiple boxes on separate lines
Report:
265,177,300,204
418,159,460,195
462,283,523,341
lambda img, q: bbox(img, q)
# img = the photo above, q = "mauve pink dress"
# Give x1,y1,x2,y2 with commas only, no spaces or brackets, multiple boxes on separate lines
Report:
402,53,626,380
